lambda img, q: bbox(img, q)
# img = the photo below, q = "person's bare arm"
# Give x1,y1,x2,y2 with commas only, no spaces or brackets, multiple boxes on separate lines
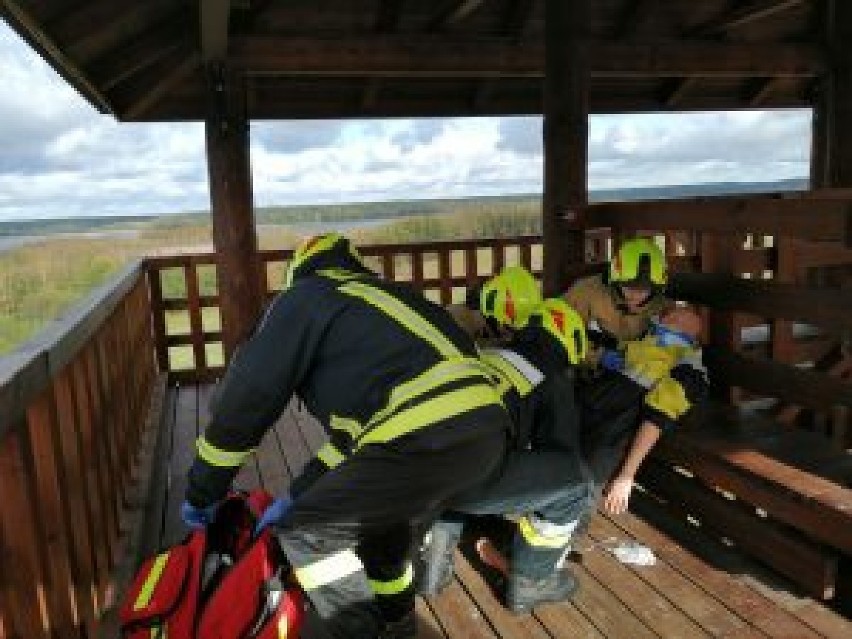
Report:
602,420,661,515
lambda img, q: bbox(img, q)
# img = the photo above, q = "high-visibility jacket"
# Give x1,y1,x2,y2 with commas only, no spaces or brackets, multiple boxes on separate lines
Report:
479,329,582,453
563,274,667,355
187,268,504,508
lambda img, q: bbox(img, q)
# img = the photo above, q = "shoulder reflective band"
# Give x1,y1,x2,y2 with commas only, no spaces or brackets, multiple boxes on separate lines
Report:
357,383,500,449
295,549,363,591
316,268,364,283
518,515,575,549
330,414,364,439
134,552,171,610
368,562,414,597
481,349,543,396
645,376,691,420
338,280,462,360
196,437,255,468
316,442,346,469
371,358,494,428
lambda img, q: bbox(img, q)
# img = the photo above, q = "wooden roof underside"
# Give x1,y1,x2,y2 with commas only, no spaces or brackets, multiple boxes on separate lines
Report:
0,0,825,122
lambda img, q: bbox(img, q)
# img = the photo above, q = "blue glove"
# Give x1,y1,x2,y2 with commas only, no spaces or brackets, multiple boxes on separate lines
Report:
254,497,294,536
600,349,625,372
181,500,218,530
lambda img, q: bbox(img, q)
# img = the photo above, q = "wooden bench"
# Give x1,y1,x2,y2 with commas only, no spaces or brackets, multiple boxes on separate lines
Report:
644,401,852,601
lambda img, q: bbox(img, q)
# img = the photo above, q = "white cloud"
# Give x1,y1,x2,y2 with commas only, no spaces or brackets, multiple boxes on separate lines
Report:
0,19,813,222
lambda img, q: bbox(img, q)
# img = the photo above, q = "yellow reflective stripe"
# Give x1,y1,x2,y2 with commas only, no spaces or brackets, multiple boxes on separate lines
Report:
371,358,493,429
368,563,414,597
357,384,500,448
316,268,364,283
277,615,290,639
330,415,364,439
645,376,691,420
133,552,170,610
196,437,255,468
316,442,346,468
152,626,167,639
295,549,363,590
338,281,461,359
481,351,534,397
518,516,572,549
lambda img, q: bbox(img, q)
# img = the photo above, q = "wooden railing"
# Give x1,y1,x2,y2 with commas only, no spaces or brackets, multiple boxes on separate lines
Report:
0,263,162,638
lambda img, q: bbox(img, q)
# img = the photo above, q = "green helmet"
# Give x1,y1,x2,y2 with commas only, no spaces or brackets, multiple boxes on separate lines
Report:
531,298,588,365
285,232,365,288
609,237,667,288
479,265,542,329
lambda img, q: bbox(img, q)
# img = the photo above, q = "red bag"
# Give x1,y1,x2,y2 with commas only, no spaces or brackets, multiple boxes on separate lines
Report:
120,491,304,638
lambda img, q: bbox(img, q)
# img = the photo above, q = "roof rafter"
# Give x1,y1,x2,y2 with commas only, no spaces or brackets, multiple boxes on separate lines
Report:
661,77,699,107
200,0,231,61
427,0,487,31
694,0,807,36
111,45,199,120
2,0,113,112
232,37,825,78
362,0,407,111
747,77,783,106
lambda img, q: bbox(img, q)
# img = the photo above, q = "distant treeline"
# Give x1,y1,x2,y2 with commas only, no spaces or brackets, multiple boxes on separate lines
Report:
0,179,807,236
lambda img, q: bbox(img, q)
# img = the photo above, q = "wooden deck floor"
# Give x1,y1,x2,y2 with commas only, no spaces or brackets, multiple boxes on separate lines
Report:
136,384,852,639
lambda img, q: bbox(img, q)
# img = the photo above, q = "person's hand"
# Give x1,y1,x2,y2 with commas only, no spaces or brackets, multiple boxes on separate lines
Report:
254,496,294,536
599,349,625,372
602,476,634,515
181,500,218,530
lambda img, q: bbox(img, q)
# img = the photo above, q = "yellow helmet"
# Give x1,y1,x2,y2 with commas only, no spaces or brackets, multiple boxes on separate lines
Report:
532,298,588,365
479,265,542,329
285,232,364,288
610,237,667,288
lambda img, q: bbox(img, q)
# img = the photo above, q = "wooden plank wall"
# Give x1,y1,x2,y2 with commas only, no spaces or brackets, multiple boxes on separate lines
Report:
0,271,161,638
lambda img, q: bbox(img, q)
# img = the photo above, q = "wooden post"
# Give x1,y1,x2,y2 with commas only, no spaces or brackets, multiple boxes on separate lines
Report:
204,63,263,361
821,1,852,189
542,0,589,296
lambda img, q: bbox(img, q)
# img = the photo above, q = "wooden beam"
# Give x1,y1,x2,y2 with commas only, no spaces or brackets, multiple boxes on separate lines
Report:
1,0,113,113
585,191,852,243
204,64,264,360
200,0,231,61
87,15,189,90
375,0,405,32
694,0,806,36
662,77,698,108
112,46,198,120
669,272,852,333
498,0,535,38
542,0,589,296
427,0,486,31
747,77,782,106
232,37,825,78
612,0,648,38
826,0,852,187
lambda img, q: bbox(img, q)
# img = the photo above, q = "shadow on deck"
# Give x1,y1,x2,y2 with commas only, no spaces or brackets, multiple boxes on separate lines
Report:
122,383,852,639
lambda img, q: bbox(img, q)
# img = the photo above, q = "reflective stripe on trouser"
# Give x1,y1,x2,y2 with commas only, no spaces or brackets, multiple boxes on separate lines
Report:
360,525,416,622
512,518,576,581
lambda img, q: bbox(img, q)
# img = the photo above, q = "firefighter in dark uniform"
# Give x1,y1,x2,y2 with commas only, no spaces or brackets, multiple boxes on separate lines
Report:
446,264,542,342
181,233,511,639
418,298,596,613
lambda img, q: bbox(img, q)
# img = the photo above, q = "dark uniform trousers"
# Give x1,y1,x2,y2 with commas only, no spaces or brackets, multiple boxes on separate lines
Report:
277,406,509,638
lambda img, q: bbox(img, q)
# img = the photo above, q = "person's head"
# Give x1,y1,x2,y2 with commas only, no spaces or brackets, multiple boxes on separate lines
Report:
528,298,588,366
650,306,702,348
609,237,668,313
284,232,367,289
479,265,542,330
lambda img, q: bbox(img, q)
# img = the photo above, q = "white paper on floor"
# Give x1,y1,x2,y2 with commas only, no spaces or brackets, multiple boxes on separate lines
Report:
609,541,657,566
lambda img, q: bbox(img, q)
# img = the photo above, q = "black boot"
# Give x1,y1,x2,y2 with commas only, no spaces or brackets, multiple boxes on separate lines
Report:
379,609,416,638
506,569,578,614
414,520,462,595
504,520,578,613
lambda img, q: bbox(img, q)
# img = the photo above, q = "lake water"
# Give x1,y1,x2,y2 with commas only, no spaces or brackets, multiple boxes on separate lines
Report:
0,229,141,255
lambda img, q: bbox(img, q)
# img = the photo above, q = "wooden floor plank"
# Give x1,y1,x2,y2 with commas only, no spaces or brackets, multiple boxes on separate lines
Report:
569,561,658,639
453,552,551,639
623,494,825,639
160,384,198,547
275,402,315,479
588,515,763,638
415,597,449,639
579,529,712,638
426,579,500,638
533,601,606,639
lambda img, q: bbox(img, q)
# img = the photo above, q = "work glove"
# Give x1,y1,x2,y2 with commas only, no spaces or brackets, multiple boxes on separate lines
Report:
254,496,294,536
181,500,219,530
599,349,625,372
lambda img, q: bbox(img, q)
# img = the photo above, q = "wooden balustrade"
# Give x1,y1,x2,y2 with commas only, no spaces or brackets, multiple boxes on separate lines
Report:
0,263,163,638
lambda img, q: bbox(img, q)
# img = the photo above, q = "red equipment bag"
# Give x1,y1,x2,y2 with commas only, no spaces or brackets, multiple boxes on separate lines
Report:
120,490,305,638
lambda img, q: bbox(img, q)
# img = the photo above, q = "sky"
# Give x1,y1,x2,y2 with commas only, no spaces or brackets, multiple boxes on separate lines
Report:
0,19,813,222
